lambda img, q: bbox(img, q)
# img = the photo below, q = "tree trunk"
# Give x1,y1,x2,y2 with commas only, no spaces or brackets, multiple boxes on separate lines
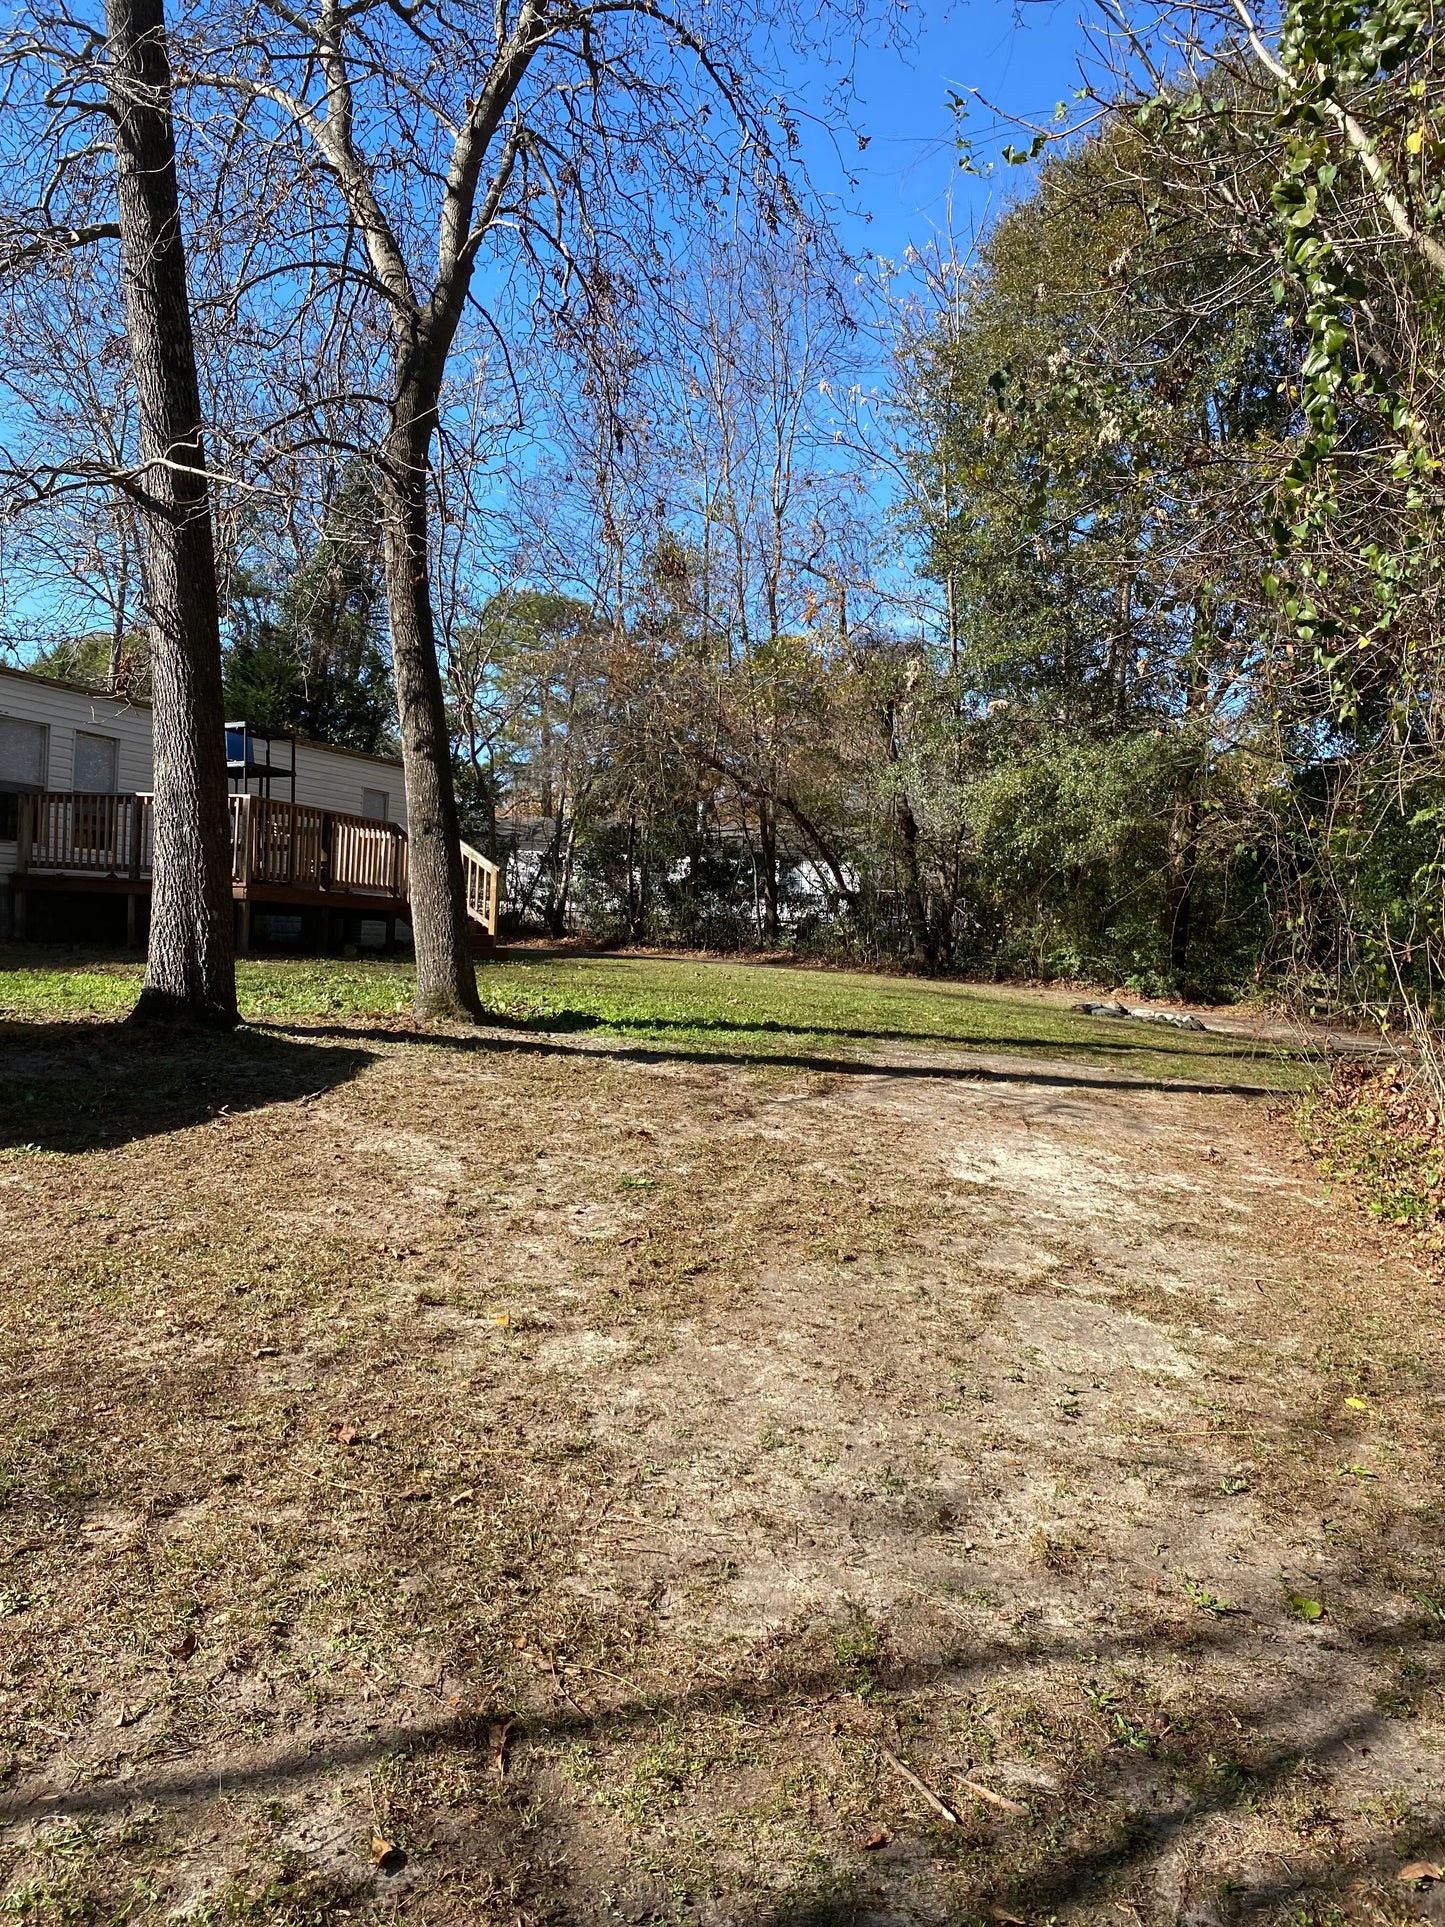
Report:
1166,622,1210,984
883,695,931,966
896,794,932,967
550,814,577,938
1165,788,1199,980
106,0,236,1029
625,812,640,939
757,799,780,945
378,416,480,1020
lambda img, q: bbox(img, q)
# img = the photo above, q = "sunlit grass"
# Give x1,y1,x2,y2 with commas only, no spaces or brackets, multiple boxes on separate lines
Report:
0,942,1313,1087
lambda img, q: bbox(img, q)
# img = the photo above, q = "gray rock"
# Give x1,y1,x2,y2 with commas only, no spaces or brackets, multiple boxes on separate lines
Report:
1072,999,1207,1031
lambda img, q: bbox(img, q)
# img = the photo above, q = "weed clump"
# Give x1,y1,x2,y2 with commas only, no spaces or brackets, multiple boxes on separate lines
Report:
1300,1060,1445,1250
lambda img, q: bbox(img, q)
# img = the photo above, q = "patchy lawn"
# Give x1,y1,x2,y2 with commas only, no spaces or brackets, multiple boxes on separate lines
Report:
0,948,1440,1926
0,945,1308,1088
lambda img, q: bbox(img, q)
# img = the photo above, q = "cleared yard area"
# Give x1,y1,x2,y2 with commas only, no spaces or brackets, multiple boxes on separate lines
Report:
0,948,1441,1926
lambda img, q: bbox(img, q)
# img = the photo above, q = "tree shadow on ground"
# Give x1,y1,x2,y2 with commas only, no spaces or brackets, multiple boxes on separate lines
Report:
280,1019,1289,1100
0,1020,374,1153
475,1001,1307,1069
15,1615,1445,1922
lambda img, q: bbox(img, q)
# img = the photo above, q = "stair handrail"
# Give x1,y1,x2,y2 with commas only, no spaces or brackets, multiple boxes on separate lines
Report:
458,839,500,936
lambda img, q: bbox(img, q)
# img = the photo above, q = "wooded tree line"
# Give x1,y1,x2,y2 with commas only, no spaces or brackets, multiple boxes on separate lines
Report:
450,0,1445,1009
0,0,1440,1013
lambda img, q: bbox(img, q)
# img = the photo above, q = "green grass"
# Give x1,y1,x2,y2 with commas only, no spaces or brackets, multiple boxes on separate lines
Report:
0,944,1312,1087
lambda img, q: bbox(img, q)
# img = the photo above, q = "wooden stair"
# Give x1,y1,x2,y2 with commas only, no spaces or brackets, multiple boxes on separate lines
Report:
460,841,500,952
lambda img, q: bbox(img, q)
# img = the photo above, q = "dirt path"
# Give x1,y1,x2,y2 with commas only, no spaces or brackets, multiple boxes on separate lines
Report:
1,1019,1442,1926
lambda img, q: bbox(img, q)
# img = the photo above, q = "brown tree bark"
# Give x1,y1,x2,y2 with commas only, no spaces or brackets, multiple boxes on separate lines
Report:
896,792,932,966
379,412,478,1019
106,0,237,1028
1165,788,1200,979
757,798,780,945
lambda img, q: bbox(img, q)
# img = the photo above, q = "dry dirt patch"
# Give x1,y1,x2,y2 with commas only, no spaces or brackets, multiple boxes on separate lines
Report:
0,1018,1442,1926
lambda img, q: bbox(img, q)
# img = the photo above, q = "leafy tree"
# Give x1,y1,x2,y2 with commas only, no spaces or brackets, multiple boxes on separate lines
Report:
224,468,396,754
30,627,152,701
901,130,1296,986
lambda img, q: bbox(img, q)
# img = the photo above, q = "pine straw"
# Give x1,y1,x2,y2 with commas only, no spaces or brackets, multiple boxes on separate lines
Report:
1300,1058,1445,1262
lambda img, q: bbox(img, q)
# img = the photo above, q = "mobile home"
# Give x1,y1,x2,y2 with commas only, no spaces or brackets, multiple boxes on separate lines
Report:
0,663,497,950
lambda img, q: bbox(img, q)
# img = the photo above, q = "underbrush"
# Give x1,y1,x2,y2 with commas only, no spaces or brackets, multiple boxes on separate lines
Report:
1300,1057,1445,1250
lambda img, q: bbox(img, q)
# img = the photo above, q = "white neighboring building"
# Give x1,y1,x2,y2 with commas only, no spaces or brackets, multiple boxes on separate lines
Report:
0,661,416,948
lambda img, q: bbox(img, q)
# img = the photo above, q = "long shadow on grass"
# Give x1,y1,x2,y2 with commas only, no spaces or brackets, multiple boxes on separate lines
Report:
0,1020,374,1153
486,1004,1307,1066
276,1020,1290,1099
10,1622,1435,1922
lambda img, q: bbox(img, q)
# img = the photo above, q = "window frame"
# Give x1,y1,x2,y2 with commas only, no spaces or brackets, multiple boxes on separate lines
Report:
72,729,120,795
0,716,49,840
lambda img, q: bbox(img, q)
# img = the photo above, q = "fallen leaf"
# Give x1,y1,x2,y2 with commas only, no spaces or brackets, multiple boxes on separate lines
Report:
254,1346,279,1358
396,1488,431,1503
1344,1396,1370,1411
989,1911,1027,1925
448,1489,475,1507
861,1829,890,1851
1398,1861,1443,1882
168,1632,197,1662
330,1421,361,1446
370,1834,405,1872
1337,1463,1378,1479
1288,1595,1325,1622
491,1310,512,1328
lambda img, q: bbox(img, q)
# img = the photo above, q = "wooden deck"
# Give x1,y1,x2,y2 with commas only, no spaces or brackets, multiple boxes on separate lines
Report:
9,792,499,947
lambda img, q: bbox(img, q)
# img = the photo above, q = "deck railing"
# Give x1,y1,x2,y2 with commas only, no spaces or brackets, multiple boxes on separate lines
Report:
13,791,499,932
459,840,498,937
230,793,409,900
17,791,154,878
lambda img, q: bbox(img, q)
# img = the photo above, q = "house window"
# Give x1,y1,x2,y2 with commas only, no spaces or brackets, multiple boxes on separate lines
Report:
362,788,390,822
73,731,119,793
0,716,47,840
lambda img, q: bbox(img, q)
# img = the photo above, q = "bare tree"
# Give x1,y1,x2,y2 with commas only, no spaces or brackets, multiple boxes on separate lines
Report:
192,0,881,1016
109,0,236,1023
666,230,865,934
0,267,151,687
0,0,237,1025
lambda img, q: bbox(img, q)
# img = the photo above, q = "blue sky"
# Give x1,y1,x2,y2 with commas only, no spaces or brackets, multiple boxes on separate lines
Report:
1,2,1100,657
793,2,1093,266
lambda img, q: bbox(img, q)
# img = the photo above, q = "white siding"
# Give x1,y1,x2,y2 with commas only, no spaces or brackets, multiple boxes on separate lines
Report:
0,670,154,882
0,667,155,795
290,740,407,826
0,665,405,885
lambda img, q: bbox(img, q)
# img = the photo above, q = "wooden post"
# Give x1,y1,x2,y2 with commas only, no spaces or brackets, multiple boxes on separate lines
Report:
129,794,142,882
15,795,32,877
237,897,251,955
126,894,138,948
237,793,255,888
320,812,334,894
12,889,26,941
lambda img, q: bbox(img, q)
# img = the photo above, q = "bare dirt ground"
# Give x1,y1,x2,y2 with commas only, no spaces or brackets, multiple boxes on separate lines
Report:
1,1013,1443,1926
